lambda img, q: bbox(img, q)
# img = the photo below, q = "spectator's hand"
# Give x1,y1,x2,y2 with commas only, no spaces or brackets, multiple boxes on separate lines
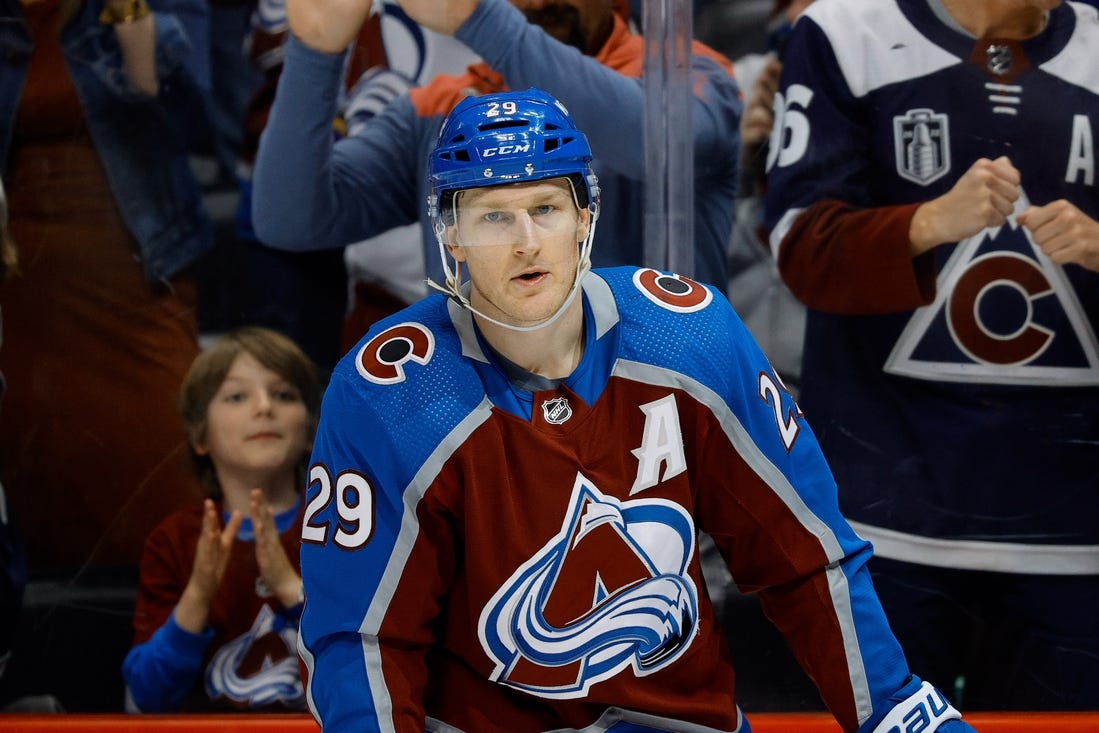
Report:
1018,199,1099,272
740,56,782,177
176,499,243,633
393,0,480,36
909,156,1020,256
250,489,302,608
287,0,376,54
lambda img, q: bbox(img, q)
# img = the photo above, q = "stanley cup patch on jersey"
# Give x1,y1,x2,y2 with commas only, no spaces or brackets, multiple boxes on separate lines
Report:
885,189,1099,386
894,108,950,185
477,472,699,699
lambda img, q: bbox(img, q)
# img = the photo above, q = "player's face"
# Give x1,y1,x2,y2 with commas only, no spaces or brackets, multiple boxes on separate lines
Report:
197,352,311,484
448,178,590,329
510,0,614,55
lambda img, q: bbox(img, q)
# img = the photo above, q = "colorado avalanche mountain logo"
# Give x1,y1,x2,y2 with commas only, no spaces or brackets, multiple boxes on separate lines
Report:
205,605,304,708
886,190,1099,385
478,473,699,699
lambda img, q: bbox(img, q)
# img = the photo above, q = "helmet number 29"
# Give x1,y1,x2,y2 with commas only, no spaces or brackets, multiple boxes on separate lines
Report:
486,101,519,118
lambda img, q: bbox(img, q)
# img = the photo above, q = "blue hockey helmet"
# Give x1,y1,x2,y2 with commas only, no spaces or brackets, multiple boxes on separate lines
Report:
428,88,600,227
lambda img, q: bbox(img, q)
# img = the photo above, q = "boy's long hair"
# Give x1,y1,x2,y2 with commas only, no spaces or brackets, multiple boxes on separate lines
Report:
179,327,321,500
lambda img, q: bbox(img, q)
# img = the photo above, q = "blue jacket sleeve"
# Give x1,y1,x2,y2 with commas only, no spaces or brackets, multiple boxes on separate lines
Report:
251,37,425,251
122,610,214,713
458,0,740,182
149,0,211,94
60,0,212,145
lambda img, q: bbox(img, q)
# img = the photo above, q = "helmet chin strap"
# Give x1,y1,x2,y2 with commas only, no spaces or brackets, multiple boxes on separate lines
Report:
427,211,599,333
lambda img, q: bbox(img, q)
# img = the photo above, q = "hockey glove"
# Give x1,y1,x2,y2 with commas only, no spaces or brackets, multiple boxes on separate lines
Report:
859,677,977,733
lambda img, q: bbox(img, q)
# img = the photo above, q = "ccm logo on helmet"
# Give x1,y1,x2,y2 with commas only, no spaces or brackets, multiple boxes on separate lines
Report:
356,322,435,385
483,143,532,157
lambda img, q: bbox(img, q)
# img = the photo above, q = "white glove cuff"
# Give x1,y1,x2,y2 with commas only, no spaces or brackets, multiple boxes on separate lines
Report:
870,681,961,733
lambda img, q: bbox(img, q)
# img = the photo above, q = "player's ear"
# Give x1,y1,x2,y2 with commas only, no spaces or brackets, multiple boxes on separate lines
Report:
447,241,468,263
576,207,591,242
442,221,467,259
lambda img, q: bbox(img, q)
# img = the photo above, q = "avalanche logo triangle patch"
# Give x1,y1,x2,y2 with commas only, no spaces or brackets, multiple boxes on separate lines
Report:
885,189,1099,386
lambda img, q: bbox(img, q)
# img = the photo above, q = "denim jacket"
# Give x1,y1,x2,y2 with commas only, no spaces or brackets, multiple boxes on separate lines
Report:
0,0,213,283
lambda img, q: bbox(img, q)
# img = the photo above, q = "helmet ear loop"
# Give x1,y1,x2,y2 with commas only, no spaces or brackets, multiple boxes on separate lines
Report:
568,171,600,250
586,173,601,218
578,204,598,277
427,214,472,308
577,189,600,275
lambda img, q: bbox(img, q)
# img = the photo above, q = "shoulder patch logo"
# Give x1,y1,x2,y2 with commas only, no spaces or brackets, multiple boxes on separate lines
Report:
885,190,1099,385
894,108,951,185
355,322,435,385
541,396,572,425
632,268,712,313
478,473,699,699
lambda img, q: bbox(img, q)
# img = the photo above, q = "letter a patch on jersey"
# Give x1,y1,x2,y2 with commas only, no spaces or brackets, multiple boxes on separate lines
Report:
630,394,686,495
885,190,1099,386
477,473,699,699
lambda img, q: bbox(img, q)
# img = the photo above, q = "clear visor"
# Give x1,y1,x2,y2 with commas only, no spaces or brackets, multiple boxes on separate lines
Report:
450,178,582,248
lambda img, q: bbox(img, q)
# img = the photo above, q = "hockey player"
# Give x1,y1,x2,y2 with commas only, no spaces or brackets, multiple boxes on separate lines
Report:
764,0,1099,710
297,87,976,733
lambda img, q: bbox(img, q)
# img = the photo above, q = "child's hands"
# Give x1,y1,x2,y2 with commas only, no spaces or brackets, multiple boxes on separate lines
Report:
251,488,303,608
176,499,243,633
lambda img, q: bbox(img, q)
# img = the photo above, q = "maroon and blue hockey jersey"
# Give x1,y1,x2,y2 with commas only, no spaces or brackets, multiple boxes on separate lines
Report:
124,501,307,712
298,267,968,732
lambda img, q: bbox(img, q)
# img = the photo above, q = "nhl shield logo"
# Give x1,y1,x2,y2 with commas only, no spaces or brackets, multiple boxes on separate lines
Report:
542,397,572,425
894,108,951,186
986,44,1012,75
